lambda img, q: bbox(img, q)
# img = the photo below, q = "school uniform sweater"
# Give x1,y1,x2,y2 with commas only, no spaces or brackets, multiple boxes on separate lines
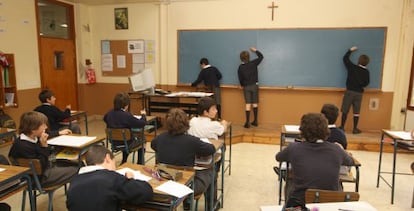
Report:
66,166,153,211
275,141,355,206
327,125,348,149
191,65,222,87
34,104,71,132
343,50,370,93
237,50,264,86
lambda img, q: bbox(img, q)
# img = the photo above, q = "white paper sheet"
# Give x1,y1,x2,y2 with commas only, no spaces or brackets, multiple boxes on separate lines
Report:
116,168,152,182
284,125,300,132
47,135,96,147
155,180,193,198
385,131,413,140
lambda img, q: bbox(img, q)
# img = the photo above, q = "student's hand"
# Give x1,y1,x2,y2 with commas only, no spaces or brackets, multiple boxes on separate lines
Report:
66,104,71,110
125,171,134,179
59,129,72,135
140,109,146,116
250,47,257,52
350,46,358,51
39,132,49,147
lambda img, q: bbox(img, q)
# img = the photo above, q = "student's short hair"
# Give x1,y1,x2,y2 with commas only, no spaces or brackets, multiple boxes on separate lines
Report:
113,92,130,110
165,108,189,135
18,111,48,135
200,58,209,65
358,55,370,66
240,51,250,64
197,97,216,115
299,113,330,143
38,89,54,103
321,104,339,124
85,145,114,166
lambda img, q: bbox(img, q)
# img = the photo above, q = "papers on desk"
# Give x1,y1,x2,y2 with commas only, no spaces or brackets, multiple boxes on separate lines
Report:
48,135,97,147
56,148,79,160
0,168,5,172
155,180,193,198
116,168,152,182
386,131,413,140
70,110,77,114
164,92,213,97
284,125,300,132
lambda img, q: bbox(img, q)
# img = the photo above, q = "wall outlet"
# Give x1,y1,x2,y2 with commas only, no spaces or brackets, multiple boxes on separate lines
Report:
369,98,379,110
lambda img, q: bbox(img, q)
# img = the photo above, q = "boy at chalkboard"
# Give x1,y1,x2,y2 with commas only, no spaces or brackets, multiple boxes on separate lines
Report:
191,58,223,119
238,47,264,128
339,46,370,134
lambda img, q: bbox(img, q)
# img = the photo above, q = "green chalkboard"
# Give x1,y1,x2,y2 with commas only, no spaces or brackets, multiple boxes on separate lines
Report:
178,28,385,89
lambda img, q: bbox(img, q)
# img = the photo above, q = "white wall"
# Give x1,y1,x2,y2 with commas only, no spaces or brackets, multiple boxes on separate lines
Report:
0,0,41,90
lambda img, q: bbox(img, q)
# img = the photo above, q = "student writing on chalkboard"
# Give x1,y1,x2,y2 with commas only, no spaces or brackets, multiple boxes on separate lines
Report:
339,46,370,134
191,58,223,119
237,47,264,128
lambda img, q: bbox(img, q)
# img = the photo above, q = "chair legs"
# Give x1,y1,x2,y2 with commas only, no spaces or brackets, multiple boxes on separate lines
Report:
48,190,56,211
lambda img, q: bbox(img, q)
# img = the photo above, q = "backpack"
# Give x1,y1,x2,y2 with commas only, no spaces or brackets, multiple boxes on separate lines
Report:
0,109,16,144
0,109,16,129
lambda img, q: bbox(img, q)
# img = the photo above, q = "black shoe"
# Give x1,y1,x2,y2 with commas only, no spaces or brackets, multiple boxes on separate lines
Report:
352,128,361,134
244,123,250,128
251,121,258,127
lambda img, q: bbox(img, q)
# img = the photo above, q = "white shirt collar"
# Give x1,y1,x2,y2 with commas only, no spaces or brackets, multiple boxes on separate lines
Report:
20,133,38,144
78,165,105,174
42,103,52,106
328,124,336,128
316,139,324,143
203,64,211,69
358,64,367,69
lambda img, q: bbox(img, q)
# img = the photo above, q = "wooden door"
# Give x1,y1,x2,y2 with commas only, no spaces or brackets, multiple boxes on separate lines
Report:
37,0,78,109
39,37,78,109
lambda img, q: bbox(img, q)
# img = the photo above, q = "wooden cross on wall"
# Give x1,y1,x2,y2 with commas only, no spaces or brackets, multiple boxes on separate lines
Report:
268,1,279,21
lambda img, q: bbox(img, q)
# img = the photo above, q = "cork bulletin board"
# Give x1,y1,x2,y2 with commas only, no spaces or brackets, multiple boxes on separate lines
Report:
101,39,145,76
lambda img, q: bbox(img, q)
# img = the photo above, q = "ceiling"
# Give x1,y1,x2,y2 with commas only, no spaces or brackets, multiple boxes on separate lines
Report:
63,0,206,5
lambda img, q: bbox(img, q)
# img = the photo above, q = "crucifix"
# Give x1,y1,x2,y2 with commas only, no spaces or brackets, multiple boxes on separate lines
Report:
267,1,279,21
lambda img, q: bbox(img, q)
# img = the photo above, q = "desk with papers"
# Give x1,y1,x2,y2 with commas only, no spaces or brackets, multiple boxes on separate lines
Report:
47,135,105,163
260,201,377,211
376,130,414,204
118,163,195,211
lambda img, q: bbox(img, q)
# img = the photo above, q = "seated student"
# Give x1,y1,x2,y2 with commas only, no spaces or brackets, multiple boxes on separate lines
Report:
187,96,228,209
275,113,355,209
66,145,153,211
104,92,147,164
321,103,347,149
151,108,216,210
34,89,81,137
8,111,78,187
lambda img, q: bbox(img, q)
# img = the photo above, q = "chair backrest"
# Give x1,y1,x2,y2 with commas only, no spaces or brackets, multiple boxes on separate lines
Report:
10,157,46,193
305,189,360,203
106,128,132,151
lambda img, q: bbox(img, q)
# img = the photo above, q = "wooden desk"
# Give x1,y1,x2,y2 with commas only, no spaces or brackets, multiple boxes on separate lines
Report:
119,163,195,211
0,128,16,148
47,135,105,164
0,164,35,211
376,130,414,204
278,125,361,205
260,201,377,211
69,110,88,135
145,92,213,116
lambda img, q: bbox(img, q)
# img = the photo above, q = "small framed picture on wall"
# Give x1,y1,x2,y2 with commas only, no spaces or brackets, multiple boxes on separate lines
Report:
114,8,128,30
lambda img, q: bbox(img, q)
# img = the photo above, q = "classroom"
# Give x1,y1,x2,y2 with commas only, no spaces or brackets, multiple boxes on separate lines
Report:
0,0,413,210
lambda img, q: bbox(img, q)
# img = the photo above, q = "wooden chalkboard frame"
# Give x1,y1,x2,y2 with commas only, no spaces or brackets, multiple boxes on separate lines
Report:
178,27,386,90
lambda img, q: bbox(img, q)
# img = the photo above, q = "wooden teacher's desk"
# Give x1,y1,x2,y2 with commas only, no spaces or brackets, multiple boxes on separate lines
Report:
129,91,213,116
119,163,195,211
376,130,414,204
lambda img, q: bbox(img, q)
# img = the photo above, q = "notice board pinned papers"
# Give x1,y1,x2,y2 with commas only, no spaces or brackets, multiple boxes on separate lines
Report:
155,180,193,198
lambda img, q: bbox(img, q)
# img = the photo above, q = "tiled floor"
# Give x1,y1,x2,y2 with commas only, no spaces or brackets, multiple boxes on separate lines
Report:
1,119,413,211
